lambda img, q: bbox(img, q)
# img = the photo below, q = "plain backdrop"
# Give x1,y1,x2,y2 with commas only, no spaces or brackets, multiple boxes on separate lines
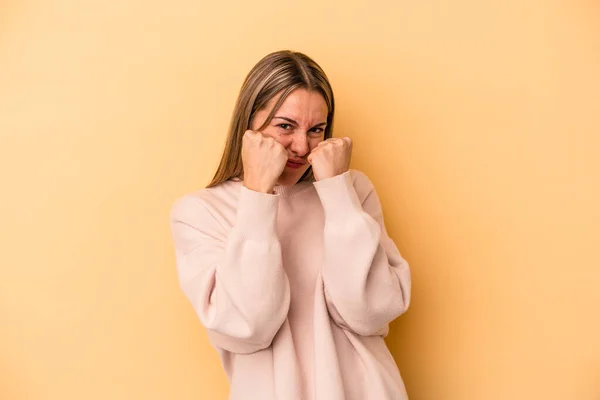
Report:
1,0,599,399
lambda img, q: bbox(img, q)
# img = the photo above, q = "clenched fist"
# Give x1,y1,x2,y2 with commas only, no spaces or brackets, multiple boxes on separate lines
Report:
242,130,288,193
307,137,353,181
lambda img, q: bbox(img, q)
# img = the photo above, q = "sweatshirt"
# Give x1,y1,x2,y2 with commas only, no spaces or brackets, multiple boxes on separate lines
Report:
169,169,411,400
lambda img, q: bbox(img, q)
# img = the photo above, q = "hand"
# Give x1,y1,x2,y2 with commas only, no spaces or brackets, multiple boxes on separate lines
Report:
307,137,353,181
242,130,288,193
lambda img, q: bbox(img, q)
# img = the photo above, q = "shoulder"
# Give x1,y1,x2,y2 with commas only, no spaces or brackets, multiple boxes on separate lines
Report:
170,179,241,225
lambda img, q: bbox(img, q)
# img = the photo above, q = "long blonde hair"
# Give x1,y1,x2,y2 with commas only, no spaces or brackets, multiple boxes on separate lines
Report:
207,50,335,188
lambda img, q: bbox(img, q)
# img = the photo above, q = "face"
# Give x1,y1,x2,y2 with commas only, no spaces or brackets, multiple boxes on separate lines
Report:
251,88,328,186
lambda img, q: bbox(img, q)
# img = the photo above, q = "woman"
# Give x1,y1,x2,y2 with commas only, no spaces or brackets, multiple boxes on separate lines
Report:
170,50,411,400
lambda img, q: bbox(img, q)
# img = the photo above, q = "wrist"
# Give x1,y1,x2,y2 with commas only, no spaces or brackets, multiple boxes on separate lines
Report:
242,180,274,194
314,169,349,182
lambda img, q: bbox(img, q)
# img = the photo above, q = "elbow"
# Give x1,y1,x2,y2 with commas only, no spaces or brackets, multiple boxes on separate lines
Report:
198,288,290,354
345,312,397,337
243,312,285,351
332,294,410,337
206,329,274,355
205,307,287,354
235,288,291,350
180,271,291,354
219,332,277,355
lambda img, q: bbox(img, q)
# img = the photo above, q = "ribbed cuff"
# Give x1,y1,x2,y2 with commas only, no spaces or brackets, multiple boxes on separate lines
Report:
235,185,280,240
313,171,363,224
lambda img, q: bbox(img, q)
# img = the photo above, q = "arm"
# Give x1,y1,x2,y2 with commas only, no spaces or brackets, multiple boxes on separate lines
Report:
314,170,411,336
169,186,290,354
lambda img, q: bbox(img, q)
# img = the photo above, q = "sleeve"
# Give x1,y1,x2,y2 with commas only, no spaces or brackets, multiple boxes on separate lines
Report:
313,170,411,336
169,186,291,354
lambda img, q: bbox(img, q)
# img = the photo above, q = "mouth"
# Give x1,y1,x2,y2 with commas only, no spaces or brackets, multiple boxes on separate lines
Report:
286,159,306,169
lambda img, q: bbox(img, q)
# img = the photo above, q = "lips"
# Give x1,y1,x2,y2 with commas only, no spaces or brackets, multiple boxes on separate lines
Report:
286,159,305,169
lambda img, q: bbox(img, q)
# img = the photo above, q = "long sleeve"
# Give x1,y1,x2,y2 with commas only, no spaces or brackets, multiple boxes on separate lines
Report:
313,170,411,336
169,185,290,354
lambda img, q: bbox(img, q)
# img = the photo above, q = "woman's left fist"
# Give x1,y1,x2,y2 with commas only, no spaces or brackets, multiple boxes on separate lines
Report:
307,137,353,181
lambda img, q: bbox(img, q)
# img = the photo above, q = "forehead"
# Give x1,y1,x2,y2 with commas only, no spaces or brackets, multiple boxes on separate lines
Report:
273,89,328,119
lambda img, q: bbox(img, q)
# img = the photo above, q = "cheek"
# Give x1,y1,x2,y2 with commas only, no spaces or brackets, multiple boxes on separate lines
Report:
309,138,324,151
276,134,292,147
263,129,291,147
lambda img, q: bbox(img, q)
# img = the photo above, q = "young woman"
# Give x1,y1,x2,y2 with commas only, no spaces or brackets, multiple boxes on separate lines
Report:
170,50,411,400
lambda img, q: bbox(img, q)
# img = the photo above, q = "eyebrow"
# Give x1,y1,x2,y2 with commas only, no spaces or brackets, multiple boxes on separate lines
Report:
273,116,327,127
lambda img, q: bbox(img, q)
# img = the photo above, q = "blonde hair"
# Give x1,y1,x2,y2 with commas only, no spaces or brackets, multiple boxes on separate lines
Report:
207,50,335,188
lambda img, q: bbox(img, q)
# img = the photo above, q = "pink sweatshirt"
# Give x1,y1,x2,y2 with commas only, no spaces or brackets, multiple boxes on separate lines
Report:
170,170,411,400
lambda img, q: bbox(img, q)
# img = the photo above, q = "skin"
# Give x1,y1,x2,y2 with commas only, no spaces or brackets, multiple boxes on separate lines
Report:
242,88,352,193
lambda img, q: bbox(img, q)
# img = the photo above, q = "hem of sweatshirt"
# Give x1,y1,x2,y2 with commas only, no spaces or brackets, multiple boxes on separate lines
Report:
235,184,280,241
313,171,364,224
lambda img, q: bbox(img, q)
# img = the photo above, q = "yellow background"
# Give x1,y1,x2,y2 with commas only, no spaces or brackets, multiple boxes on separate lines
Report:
1,0,599,399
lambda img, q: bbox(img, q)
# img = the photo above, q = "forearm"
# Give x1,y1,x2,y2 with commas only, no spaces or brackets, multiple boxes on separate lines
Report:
314,172,411,335
172,186,291,353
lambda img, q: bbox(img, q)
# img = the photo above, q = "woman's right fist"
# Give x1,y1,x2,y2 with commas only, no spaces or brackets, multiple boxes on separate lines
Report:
241,130,288,193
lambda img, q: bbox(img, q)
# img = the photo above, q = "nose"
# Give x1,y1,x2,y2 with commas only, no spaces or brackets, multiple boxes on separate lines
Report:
289,131,309,158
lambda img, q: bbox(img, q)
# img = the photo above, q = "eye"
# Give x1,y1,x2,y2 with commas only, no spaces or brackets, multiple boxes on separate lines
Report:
277,123,293,131
309,127,324,136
